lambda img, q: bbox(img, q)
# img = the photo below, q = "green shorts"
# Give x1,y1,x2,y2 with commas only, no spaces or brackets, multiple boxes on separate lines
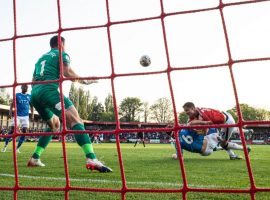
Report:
31,88,73,121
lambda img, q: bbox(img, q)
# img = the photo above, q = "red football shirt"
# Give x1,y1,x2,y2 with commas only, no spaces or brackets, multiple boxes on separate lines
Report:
195,107,225,124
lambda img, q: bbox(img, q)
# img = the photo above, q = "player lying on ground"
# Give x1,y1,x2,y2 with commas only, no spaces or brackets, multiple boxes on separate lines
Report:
170,128,251,159
183,102,244,160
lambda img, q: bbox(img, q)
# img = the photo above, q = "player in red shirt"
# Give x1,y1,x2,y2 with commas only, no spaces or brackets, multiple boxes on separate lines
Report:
183,102,250,160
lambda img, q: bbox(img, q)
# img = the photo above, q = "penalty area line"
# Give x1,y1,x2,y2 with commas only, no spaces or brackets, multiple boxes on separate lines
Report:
0,173,235,189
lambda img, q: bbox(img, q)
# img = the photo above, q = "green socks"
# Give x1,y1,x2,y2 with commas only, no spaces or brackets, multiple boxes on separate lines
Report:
32,146,45,159
32,124,96,160
72,123,96,159
32,128,52,159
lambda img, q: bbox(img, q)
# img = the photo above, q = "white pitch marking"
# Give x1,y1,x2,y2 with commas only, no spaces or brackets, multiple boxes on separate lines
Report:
0,173,237,189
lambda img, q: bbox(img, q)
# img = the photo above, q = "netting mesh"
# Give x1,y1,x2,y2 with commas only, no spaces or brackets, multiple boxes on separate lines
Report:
0,0,270,199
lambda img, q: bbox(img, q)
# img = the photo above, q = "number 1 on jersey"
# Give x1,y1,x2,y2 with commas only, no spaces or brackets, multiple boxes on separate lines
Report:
40,60,46,76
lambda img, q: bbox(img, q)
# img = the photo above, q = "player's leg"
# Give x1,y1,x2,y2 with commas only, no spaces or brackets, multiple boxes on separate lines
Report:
225,141,251,153
220,127,236,158
16,127,26,153
221,113,242,159
16,116,30,153
28,113,59,167
221,127,242,160
1,124,15,152
223,125,252,154
2,128,13,152
65,105,112,172
27,91,59,167
202,132,229,156
141,133,146,147
29,93,77,167
142,139,146,147
134,140,137,147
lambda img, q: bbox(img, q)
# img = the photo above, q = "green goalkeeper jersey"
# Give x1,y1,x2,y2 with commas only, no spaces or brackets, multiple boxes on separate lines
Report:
32,48,70,91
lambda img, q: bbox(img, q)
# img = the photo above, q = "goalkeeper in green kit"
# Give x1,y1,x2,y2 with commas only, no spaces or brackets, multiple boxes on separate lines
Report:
28,35,112,173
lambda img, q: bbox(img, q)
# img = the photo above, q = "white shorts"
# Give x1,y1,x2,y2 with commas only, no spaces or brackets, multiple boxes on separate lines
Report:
220,111,238,141
201,133,220,156
11,116,29,128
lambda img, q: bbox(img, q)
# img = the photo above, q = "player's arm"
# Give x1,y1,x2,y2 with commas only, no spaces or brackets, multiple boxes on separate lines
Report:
188,120,213,125
63,63,97,85
188,120,212,135
30,104,34,121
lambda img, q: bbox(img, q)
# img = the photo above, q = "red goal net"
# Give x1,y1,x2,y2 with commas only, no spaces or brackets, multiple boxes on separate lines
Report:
0,0,270,199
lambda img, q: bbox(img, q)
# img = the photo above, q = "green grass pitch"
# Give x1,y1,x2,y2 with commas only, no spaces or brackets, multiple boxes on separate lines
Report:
0,142,269,200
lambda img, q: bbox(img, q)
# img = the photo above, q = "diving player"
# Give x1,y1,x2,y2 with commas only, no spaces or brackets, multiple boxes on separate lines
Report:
183,102,243,160
172,128,251,159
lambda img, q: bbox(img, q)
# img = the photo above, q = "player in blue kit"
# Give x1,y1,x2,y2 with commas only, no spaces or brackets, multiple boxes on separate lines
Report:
171,128,251,158
1,85,34,153
178,128,219,155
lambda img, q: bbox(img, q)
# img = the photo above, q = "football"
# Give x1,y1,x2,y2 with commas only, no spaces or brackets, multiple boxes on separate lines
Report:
140,55,151,67
172,153,178,160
